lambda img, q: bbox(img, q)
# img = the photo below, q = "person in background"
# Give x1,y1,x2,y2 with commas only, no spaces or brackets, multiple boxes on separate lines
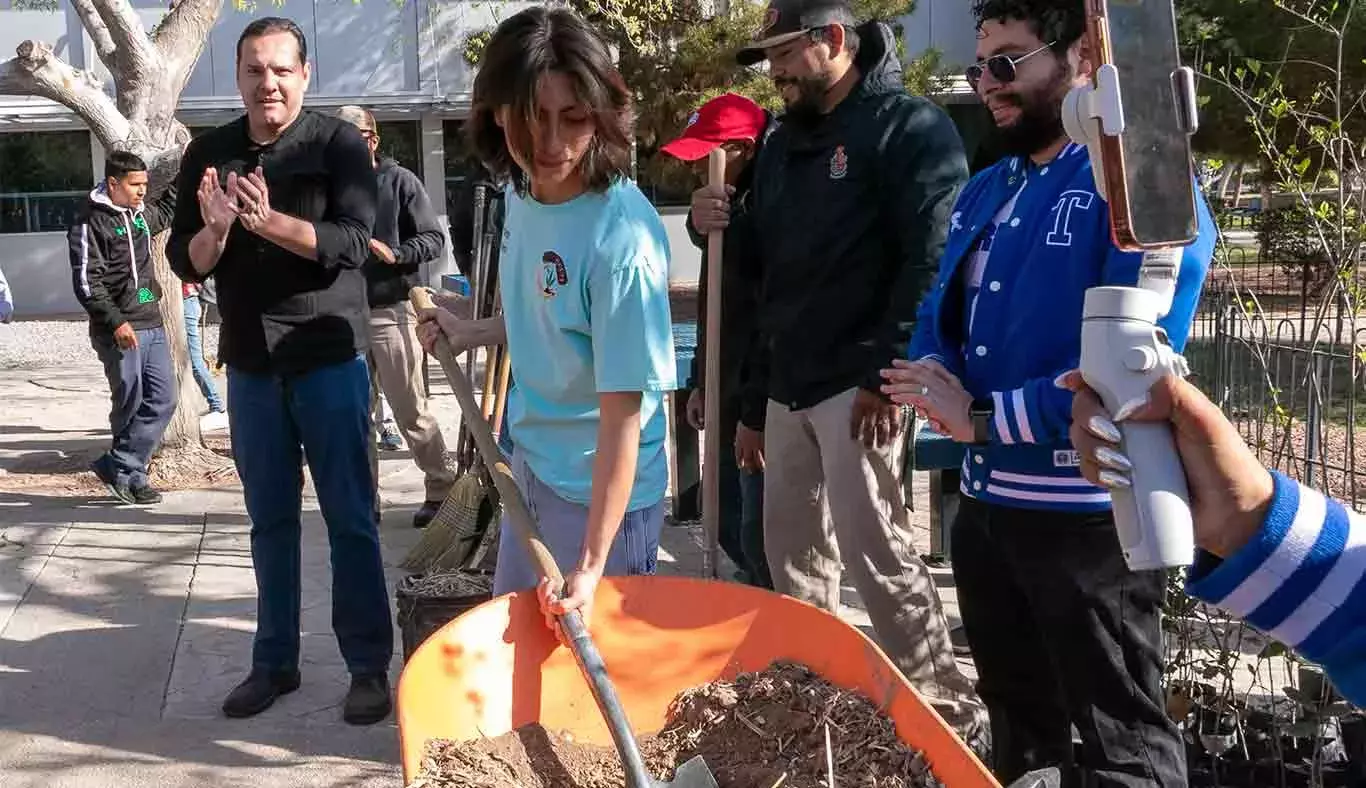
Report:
374,395,404,452
692,0,986,749
882,0,1214,784
0,264,13,323
663,92,774,589
417,6,676,632
167,17,393,726
337,104,457,530
1064,370,1365,708
69,150,178,506
183,281,228,432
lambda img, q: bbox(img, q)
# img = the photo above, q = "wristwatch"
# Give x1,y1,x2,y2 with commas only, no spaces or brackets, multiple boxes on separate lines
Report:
969,397,993,445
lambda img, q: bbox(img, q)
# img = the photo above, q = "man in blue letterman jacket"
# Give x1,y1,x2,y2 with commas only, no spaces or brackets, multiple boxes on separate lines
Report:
882,2,1214,786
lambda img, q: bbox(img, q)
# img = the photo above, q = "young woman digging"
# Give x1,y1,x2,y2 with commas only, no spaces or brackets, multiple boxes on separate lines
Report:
416,6,676,635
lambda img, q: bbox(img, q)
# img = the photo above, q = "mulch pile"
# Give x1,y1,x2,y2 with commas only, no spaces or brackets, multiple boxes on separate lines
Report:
406,661,944,788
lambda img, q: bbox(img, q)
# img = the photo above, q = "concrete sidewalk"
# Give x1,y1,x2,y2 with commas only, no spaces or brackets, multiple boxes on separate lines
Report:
0,358,960,787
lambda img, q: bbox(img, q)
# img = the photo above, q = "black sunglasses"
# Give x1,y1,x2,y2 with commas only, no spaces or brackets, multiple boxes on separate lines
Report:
965,42,1057,87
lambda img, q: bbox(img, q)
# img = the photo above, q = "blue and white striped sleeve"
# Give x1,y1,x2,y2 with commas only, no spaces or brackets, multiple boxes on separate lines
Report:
985,369,1077,445
1186,471,1366,707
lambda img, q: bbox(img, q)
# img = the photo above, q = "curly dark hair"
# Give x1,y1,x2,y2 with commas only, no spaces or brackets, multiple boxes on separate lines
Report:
971,0,1085,52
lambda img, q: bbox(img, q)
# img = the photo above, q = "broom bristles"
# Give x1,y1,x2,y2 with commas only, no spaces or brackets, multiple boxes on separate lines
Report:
399,474,488,572
431,499,503,573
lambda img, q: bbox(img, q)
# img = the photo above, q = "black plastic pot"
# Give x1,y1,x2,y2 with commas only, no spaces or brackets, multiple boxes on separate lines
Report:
395,570,494,661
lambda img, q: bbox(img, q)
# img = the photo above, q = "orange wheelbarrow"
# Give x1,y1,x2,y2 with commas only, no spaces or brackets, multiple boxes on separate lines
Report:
396,575,1004,787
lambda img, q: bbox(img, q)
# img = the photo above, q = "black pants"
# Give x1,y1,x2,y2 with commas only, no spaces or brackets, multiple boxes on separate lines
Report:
951,496,1185,787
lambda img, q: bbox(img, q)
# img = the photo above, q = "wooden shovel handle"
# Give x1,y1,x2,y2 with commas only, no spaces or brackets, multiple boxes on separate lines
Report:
411,286,563,589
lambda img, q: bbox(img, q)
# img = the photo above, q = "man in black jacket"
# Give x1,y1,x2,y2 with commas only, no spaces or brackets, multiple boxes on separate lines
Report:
692,0,987,749
664,93,774,589
337,105,456,529
69,150,178,505
167,17,393,726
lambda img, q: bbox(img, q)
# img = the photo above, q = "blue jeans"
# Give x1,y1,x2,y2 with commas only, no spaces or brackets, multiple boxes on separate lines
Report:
91,326,177,488
227,356,393,676
183,294,223,412
716,408,771,589
492,451,664,596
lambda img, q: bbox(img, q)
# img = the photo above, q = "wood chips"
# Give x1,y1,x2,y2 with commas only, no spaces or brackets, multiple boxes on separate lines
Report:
406,661,944,788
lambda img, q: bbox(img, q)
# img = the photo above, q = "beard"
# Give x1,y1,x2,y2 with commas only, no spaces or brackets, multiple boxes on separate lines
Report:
776,75,830,127
991,61,1072,157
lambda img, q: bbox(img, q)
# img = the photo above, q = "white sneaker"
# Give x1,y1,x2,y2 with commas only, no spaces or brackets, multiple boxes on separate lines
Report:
201,410,230,433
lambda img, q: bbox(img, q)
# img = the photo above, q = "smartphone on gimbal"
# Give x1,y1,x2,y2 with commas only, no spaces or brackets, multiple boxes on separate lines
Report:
1086,0,1200,249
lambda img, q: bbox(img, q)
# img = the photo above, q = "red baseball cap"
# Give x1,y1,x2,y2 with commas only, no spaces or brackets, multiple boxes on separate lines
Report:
660,93,768,162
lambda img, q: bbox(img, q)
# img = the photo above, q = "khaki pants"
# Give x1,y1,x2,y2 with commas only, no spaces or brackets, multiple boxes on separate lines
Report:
368,302,456,502
762,387,989,750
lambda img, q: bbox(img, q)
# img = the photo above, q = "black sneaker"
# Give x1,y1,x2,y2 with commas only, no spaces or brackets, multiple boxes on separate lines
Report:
412,500,442,530
91,456,136,505
130,484,163,505
221,668,302,718
343,673,392,725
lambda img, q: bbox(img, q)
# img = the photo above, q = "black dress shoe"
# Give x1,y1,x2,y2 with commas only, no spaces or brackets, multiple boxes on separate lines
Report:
343,673,392,725
221,668,302,718
412,500,442,530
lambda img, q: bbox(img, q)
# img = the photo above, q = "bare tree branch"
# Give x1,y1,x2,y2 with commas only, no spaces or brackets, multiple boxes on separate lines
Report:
70,0,117,65
0,41,131,148
152,0,224,83
89,0,160,75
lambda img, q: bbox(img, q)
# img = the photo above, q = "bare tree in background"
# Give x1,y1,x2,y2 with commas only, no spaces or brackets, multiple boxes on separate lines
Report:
0,0,229,479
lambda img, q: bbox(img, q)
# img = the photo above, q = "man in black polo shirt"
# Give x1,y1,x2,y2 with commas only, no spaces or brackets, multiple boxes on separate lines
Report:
167,17,392,725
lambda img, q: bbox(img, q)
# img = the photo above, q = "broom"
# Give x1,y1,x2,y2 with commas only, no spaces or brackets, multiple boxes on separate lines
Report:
431,347,512,573
399,286,505,572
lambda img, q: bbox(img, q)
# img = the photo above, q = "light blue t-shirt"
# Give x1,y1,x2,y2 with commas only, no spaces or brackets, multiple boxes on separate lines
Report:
500,178,677,512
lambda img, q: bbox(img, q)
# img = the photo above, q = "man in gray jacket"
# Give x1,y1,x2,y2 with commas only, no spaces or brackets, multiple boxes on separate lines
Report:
338,106,455,529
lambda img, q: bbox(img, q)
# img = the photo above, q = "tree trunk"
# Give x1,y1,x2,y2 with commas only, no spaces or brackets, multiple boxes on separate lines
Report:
0,0,230,485
1223,161,1245,204
152,230,204,450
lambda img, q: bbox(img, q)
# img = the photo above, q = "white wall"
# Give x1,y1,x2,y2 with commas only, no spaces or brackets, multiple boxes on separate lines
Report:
898,0,979,71
660,209,702,284
1,233,82,319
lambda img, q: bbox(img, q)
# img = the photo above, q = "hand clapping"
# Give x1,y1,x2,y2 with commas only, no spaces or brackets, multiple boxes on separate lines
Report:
198,167,238,237
231,166,273,233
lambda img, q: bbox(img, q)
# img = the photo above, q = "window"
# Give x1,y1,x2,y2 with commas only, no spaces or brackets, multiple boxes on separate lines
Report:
0,130,93,234
443,120,478,210
375,120,421,176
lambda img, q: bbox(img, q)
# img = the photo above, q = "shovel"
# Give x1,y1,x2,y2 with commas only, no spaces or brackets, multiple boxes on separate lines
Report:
411,287,719,788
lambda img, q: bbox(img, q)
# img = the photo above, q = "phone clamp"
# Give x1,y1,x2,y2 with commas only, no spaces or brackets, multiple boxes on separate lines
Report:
1063,63,1199,204
1062,64,1124,201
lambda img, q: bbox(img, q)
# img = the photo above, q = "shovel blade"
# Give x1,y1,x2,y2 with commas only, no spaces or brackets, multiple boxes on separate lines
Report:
660,755,719,788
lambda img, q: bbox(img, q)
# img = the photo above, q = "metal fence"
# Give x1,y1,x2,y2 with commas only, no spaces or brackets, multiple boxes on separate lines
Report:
1187,244,1365,508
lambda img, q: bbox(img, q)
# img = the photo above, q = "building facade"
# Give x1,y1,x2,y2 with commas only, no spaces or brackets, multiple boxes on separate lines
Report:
0,0,988,318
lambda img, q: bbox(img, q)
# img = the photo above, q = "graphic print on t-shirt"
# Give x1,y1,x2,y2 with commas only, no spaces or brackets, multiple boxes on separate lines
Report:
962,183,1024,341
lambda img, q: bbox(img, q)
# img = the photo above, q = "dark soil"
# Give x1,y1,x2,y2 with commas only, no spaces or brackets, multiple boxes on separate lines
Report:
406,661,943,788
